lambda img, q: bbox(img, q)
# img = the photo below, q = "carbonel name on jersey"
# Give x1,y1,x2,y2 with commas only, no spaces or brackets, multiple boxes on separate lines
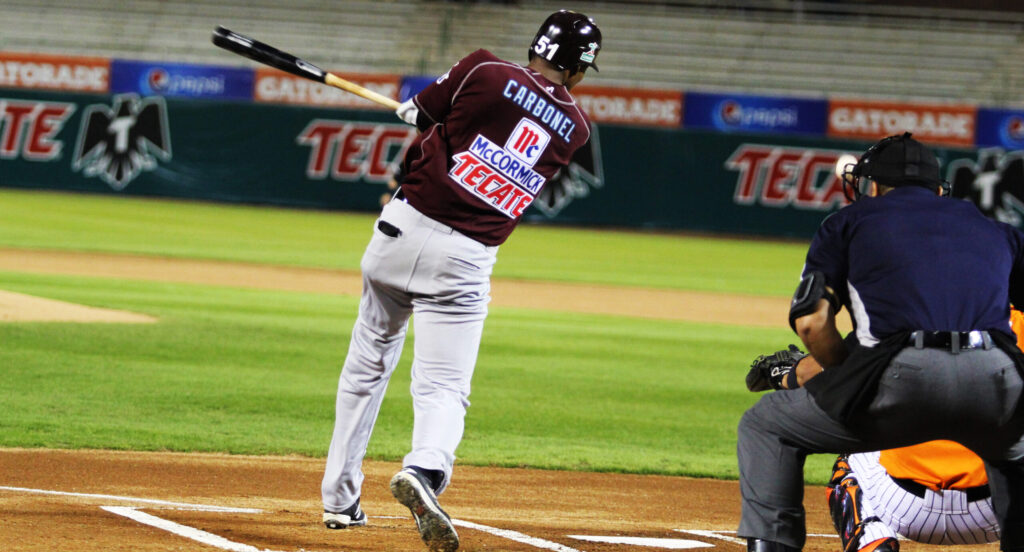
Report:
503,79,576,142
449,133,548,219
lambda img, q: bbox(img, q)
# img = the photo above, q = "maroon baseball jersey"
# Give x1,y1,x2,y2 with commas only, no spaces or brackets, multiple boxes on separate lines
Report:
400,49,591,246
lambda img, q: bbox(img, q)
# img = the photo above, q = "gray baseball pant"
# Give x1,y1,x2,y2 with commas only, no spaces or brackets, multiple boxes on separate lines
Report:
321,199,496,513
737,346,1024,550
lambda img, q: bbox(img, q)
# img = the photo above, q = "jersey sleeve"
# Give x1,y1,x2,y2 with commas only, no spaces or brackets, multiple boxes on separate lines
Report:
803,212,850,305
412,49,495,126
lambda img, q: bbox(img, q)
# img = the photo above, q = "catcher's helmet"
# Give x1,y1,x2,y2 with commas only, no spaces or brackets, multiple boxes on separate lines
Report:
840,132,948,201
528,10,602,74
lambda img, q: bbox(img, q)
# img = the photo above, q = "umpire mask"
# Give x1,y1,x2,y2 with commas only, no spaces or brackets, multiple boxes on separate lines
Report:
841,132,949,202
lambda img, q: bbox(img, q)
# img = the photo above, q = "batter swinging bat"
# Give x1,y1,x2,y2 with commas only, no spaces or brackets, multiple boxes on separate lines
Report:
211,26,400,110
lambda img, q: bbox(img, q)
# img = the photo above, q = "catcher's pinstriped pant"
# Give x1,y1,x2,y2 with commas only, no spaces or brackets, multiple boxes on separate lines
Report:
737,346,1024,550
321,198,497,513
845,451,999,545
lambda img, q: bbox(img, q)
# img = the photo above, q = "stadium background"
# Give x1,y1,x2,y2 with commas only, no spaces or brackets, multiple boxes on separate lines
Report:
0,1,1021,551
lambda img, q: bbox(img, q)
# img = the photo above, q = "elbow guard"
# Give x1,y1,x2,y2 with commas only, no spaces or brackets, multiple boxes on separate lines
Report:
789,271,840,331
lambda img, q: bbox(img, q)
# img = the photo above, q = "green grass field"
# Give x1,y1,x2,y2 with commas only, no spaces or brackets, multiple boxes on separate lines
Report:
0,189,836,482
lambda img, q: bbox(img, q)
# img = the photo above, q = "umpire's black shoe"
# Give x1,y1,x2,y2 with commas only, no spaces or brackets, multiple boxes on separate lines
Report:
323,499,367,529
390,467,459,552
747,538,800,552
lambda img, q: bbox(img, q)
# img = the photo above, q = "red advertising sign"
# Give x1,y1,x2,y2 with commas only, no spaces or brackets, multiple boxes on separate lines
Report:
0,52,110,93
827,99,977,147
573,85,682,127
254,68,400,110
297,119,416,182
0,99,76,160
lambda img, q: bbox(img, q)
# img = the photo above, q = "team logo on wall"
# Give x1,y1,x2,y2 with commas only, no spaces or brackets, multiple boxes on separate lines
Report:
533,125,603,217
948,149,1024,227
72,94,172,190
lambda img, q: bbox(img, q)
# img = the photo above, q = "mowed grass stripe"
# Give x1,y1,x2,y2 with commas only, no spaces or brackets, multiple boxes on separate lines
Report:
0,189,810,295
0,271,835,481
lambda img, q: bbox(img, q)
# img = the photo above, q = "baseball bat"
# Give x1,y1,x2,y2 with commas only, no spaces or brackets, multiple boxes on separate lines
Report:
211,26,400,110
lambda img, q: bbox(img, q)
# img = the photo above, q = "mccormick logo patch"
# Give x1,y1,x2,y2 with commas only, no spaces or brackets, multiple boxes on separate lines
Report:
449,134,547,218
505,118,549,167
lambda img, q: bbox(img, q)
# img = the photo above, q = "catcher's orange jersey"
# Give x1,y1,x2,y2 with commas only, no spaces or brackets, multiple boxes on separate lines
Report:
879,440,987,490
1011,307,1024,350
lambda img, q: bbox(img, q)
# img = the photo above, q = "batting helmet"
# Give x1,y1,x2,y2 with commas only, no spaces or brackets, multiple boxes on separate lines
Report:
841,132,948,201
528,10,602,74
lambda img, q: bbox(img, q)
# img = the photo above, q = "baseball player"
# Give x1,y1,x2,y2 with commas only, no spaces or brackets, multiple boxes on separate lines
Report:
737,133,1024,552
748,349,1000,552
320,10,601,552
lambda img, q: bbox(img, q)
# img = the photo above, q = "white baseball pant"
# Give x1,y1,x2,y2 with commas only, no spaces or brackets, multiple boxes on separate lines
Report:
321,198,497,513
847,451,1000,546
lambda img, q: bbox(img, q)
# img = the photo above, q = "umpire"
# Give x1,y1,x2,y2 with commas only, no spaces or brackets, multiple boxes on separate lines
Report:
737,132,1024,552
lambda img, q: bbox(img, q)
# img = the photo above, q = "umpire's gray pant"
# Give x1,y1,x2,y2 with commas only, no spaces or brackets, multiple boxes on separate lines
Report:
737,346,1024,550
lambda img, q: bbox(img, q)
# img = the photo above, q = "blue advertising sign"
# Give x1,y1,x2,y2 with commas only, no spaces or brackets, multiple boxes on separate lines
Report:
976,108,1024,149
110,60,253,100
399,75,436,102
683,91,827,136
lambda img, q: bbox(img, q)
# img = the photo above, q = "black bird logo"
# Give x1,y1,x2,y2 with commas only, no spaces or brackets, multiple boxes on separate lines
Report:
534,125,603,217
948,148,1024,227
72,94,171,190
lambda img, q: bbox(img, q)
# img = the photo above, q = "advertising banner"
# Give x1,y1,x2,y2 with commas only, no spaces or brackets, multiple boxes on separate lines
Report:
827,99,977,147
0,52,110,93
254,68,400,110
682,91,827,136
976,107,1024,149
3,89,1019,240
399,75,436,102
572,85,682,127
110,60,254,101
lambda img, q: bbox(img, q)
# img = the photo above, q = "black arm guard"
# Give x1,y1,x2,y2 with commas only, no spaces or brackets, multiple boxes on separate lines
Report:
789,271,840,331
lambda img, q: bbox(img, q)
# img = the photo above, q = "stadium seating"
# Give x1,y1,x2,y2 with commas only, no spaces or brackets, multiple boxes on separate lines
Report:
2,0,1023,105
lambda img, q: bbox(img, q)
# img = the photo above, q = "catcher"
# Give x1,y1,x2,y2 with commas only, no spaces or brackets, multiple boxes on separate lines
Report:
747,345,1000,552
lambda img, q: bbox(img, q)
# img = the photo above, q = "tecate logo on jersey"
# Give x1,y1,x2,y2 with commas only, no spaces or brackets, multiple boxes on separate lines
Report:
467,134,545,193
449,148,537,219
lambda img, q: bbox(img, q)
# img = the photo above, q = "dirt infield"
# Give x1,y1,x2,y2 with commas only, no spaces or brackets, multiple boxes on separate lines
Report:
0,247,857,330
0,449,991,552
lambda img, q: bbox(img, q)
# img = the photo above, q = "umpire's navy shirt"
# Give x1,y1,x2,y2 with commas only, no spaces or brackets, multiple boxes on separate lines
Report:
803,186,1024,346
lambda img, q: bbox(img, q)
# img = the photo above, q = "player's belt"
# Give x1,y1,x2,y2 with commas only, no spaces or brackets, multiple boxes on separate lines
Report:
890,476,991,502
908,330,993,353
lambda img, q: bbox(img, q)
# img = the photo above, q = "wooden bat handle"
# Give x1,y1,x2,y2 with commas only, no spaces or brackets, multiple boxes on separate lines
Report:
324,73,400,111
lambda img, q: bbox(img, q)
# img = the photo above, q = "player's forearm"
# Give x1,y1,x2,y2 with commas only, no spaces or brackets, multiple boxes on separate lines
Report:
793,354,824,387
794,299,847,369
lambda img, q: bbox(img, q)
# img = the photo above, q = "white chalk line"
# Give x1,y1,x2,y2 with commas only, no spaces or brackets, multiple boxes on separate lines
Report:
103,507,285,552
5,485,781,551
570,535,712,549
676,529,839,545
675,530,747,546
0,485,260,513
454,519,585,552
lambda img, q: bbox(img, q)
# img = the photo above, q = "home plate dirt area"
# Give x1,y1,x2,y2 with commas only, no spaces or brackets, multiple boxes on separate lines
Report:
0,449,993,552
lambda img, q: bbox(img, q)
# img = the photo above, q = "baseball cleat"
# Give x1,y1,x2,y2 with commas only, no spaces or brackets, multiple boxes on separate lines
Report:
323,501,367,529
390,467,459,552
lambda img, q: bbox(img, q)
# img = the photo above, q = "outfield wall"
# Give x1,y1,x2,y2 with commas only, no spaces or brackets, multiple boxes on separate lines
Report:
4,88,1023,239
2,51,1023,238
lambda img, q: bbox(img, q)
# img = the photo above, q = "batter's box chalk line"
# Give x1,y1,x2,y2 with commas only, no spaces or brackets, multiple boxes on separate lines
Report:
5,486,797,551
